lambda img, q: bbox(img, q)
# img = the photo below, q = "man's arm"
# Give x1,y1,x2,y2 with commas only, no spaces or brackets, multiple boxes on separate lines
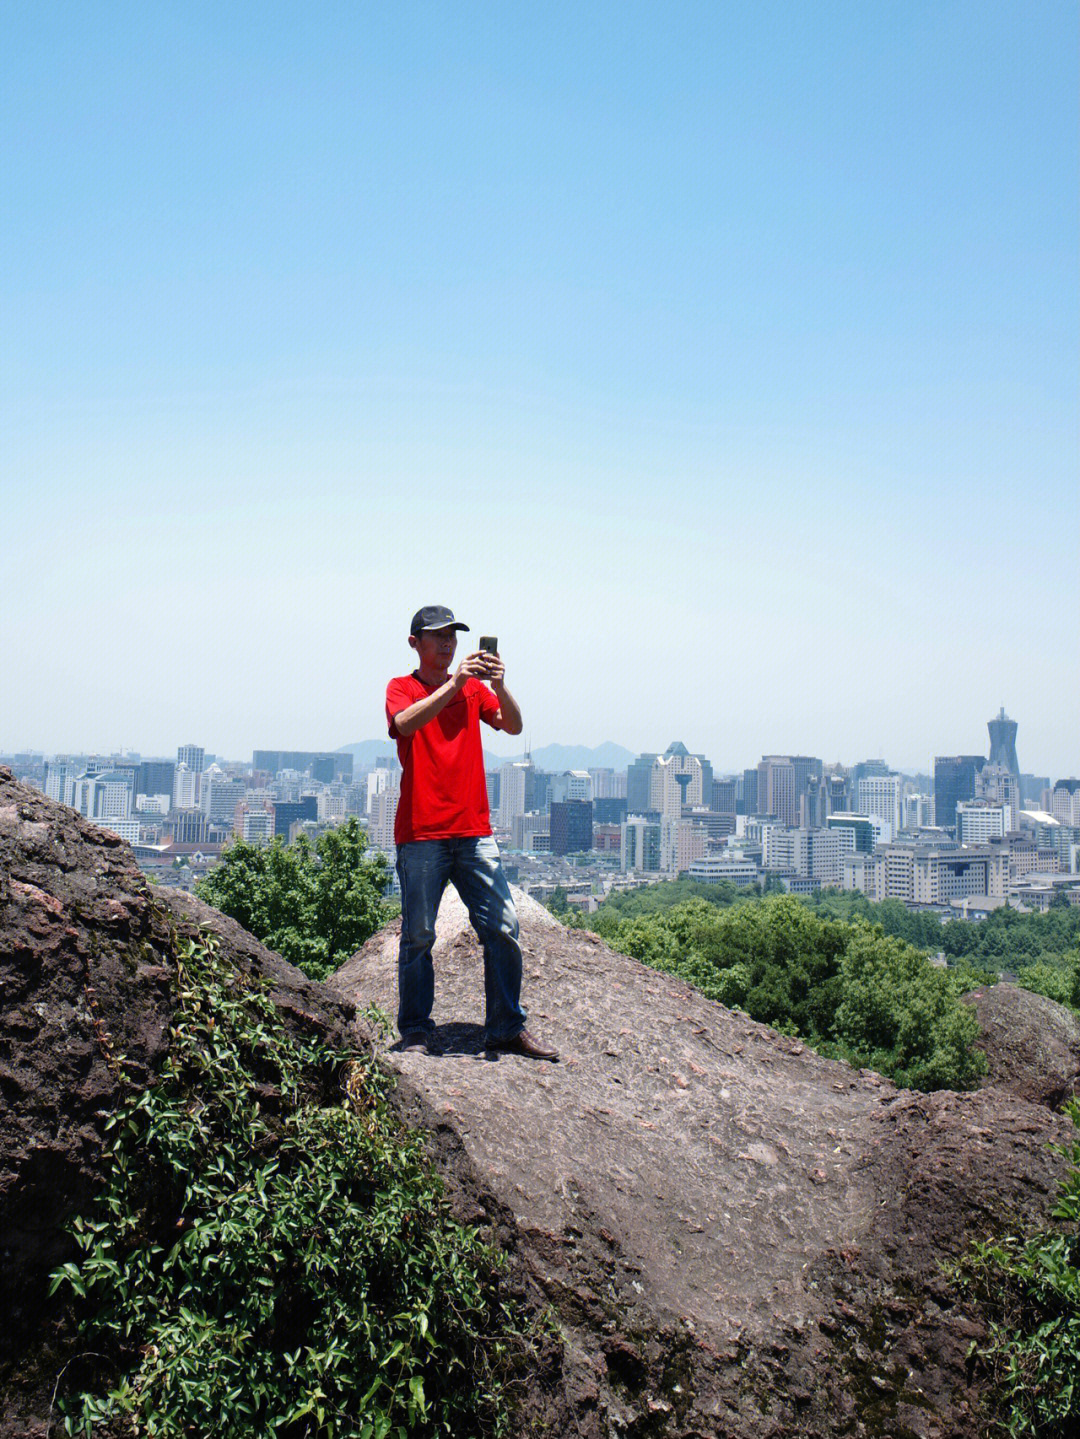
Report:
392,655,490,737
481,654,523,736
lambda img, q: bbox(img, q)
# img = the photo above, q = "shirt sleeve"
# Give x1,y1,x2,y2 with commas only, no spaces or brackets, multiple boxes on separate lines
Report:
476,681,501,726
386,678,413,737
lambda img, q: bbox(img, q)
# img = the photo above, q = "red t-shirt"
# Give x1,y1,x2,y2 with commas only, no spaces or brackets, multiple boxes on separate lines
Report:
385,673,501,844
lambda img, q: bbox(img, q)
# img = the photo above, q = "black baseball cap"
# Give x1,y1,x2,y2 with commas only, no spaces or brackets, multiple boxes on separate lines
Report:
410,604,470,636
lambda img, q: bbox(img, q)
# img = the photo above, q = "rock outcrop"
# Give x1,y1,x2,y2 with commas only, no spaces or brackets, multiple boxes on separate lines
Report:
0,772,358,1439
1,764,1075,1439
962,981,1080,1109
334,894,1074,1438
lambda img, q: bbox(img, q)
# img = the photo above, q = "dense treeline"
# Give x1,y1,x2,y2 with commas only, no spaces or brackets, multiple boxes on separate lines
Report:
556,880,1080,1012
568,878,1080,961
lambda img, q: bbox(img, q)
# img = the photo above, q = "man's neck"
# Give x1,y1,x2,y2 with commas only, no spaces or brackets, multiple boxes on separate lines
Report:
415,664,451,687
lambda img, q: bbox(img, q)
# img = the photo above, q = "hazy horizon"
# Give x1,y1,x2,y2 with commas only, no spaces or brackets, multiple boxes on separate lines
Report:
5,3,1076,774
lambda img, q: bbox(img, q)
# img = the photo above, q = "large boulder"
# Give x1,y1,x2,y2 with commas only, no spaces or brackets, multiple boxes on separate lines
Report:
0,772,357,1439
962,981,1080,1108
333,891,1073,1439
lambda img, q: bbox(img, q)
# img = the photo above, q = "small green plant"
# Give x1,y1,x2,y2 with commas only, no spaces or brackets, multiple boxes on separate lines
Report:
52,929,532,1437
951,1102,1080,1437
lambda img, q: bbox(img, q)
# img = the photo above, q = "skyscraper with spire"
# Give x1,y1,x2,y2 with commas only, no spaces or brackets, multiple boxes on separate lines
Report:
987,708,1020,779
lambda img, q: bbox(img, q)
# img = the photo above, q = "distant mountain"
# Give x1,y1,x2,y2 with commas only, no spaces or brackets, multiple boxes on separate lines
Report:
338,739,636,773
518,741,636,772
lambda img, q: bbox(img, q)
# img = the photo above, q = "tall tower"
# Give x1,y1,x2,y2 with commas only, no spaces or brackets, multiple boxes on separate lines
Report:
987,708,1019,779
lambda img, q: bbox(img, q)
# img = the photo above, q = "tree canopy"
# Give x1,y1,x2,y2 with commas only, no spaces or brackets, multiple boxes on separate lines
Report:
195,818,393,981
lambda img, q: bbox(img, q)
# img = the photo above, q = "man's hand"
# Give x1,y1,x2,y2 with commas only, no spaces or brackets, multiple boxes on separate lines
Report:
476,650,523,734
479,652,506,688
453,652,494,689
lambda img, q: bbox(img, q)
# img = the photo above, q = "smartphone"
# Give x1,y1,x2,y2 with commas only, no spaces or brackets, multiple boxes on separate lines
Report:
478,635,498,654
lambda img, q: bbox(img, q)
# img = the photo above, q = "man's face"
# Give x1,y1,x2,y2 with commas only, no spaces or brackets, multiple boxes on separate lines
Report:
410,625,459,671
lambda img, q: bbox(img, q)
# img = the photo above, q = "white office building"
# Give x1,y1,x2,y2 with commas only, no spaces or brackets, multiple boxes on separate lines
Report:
44,761,77,805
857,774,902,843
497,762,530,829
369,789,400,853
955,801,1010,845
550,770,594,803
173,762,199,810
684,854,760,886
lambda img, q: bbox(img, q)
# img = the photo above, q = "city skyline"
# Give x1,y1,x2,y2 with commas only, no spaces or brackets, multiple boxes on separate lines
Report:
4,4,1076,771
6,703,1072,787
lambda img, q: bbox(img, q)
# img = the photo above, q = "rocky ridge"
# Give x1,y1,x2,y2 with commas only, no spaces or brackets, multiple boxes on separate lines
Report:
1,766,1078,1437
334,892,1077,1437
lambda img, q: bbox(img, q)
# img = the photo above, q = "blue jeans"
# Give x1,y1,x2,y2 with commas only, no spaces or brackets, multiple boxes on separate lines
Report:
395,834,527,1043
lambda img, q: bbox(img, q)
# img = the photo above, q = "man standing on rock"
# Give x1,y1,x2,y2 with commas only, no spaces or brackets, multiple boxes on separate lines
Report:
385,605,558,1061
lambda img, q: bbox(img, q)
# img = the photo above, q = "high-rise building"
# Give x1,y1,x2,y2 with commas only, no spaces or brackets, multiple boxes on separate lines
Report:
987,708,1020,779
166,810,211,845
177,745,205,776
138,760,175,799
757,757,796,825
69,770,134,822
201,776,247,824
753,756,823,827
824,771,851,815
827,814,877,854
44,760,76,805
621,818,661,873
236,803,275,844
712,778,737,815
173,763,199,810
511,812,550,851
857,774,902,842
933,755,986,830
627,754,660,813
661,818,709,874
650,755,702,817
850,843,1007,904
593,796,628,825
273,797,318,838
497,761,530,829
1050,780,1080,826
550,800,593,856
589,768,620,798
663,742,713,801
550,771,594,803
975,765,1019,830
903,794,931,830
741,767,759,816
762,825,855,886
525,766,551,813
851,759,890,795
368,789,399,852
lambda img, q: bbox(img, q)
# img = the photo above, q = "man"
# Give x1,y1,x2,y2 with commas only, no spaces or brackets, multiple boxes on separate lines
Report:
385,605,558,1060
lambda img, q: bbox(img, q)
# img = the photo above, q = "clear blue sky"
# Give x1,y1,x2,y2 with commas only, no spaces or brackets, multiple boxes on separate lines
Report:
3,1,1077,776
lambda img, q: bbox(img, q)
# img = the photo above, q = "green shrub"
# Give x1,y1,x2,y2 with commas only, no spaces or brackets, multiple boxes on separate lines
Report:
195,818,393,981
1014,952,1080,1012
52,930,532,1438
952,1103,1080,1437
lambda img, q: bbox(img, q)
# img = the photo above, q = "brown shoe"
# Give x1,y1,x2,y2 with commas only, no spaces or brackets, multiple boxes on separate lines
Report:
485,1028,559,1062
